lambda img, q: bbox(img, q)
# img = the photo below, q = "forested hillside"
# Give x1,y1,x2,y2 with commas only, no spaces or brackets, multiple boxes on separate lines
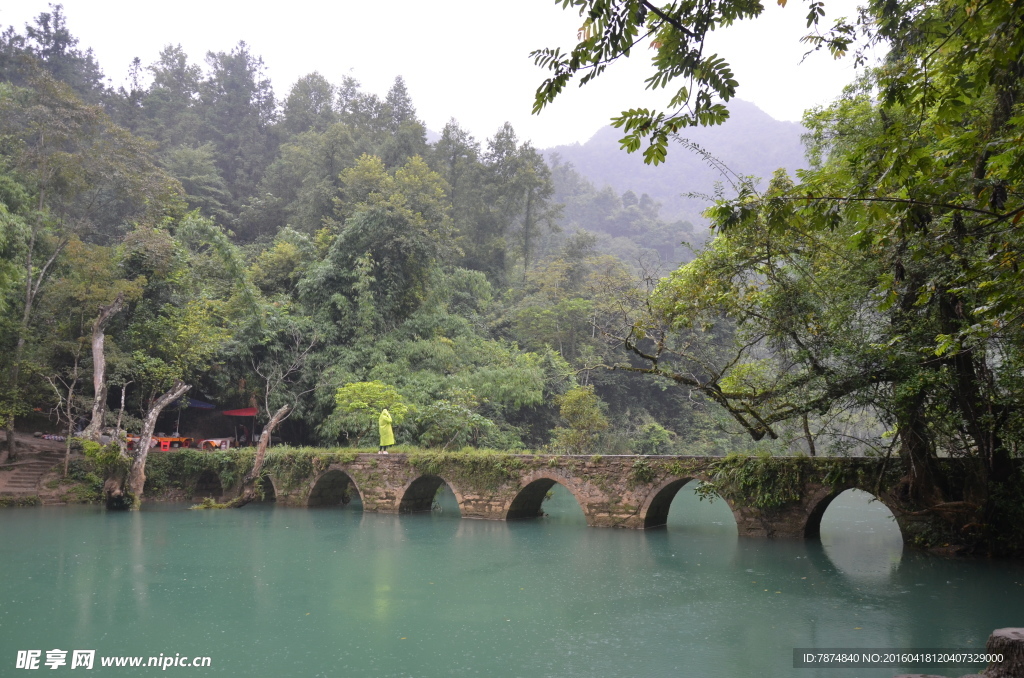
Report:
0,7,762,460
545,100,806,228
528,0,1024,553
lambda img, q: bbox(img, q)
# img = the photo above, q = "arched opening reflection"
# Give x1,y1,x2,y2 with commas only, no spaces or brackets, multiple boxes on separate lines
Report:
814,488,903,579
433,483,461,515
507,479,585,524
399,475,461,515
193,471,223,500
656,479,738,536
307,470,362,509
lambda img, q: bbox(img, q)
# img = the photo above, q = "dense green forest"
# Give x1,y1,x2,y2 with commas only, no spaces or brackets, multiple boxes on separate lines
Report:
0,6,729,466
531,0,1024,552
3,0,1024,552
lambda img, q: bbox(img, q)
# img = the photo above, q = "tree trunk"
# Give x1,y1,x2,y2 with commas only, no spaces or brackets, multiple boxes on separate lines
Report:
984,628,1024,678
523,188,533,283
82,293,125,441
60,371,78,478
0,420,13,466
106,381,189,510
5,251,31,462
225,404,290,508
4,339,25,463
896,390,944,507
802,413,816,457
63,417,74,477
6,234,66,461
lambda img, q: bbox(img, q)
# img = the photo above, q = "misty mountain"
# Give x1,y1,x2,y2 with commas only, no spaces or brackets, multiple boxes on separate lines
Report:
543,100,807,226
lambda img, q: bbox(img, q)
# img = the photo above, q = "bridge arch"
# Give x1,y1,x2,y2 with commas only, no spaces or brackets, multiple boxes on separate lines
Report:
193,470,223,500
504,471,587,521
398,474,464,514
307,468,362,508
804,486,903,541
256,474,277,502
640,476,739,530
641,477,692,529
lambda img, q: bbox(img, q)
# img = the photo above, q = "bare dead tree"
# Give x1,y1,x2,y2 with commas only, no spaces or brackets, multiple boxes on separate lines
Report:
105,380,189,510
220,330,317,508
82,292,125,441
44,348,83,477
223,404,291,508
113,380,132,435
251,329,318,416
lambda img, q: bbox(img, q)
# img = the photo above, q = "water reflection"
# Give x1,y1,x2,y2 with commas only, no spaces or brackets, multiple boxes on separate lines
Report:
637,480,741,571
819,489,903,580
2,491,1022,677
433,483,461,515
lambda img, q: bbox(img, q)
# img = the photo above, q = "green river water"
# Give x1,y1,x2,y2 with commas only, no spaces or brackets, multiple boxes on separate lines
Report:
1,483,1022,677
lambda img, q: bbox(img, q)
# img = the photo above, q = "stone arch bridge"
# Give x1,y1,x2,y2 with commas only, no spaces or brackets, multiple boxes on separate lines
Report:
231,453,946,545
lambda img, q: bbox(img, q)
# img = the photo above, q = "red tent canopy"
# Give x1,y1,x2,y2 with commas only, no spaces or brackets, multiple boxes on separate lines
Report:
222,407,258,417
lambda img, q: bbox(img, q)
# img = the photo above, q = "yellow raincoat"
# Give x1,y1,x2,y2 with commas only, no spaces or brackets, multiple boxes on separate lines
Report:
378,409,395,447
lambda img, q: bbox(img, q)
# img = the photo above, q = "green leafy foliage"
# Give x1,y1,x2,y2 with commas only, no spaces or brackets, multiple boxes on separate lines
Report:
407,449,527,493
699,453,804,509
632,421,672,455
81,439,129,476
416,390,498,450
628,457,656,486
330,381,409,444
0,495,42,507
0,8,707,486
529,0,1024,553
550,385,609,454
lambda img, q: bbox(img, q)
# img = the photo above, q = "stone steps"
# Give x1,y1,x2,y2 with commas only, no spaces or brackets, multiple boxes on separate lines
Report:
1,450,65,494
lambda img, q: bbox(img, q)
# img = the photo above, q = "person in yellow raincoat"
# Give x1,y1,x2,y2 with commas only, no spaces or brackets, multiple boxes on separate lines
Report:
378,408,394,453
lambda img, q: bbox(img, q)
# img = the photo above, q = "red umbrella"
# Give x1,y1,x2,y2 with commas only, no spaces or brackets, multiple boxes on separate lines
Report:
221,407,258,445
221,407,258,417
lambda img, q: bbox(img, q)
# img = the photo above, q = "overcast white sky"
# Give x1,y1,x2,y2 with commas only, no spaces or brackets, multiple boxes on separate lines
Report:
2,0,868,148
